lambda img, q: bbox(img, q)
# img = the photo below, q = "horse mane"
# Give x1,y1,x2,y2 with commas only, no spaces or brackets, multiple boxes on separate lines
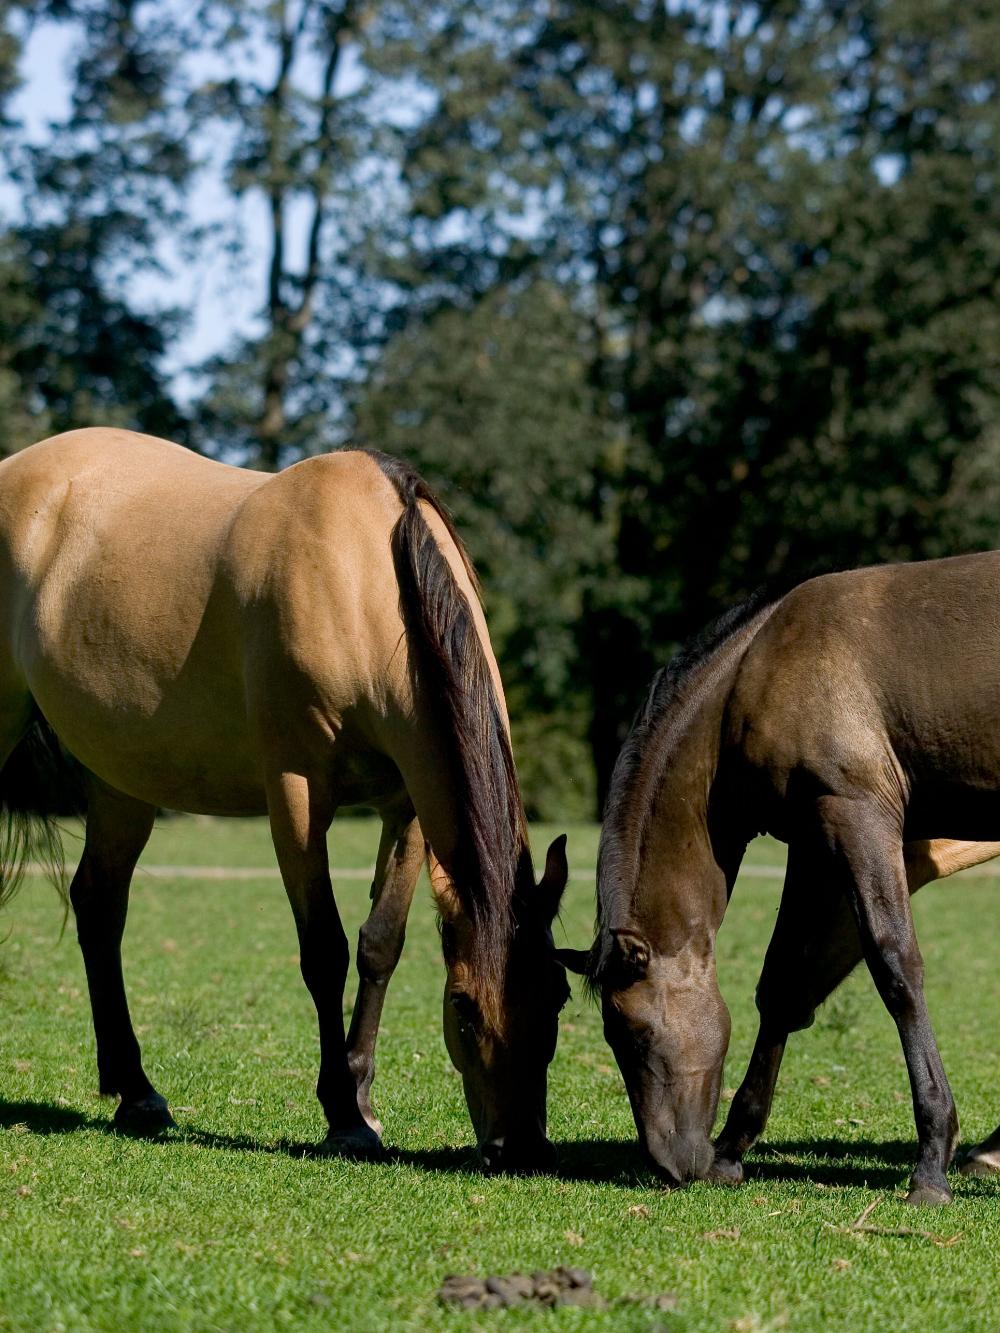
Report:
588,585,789,991
360,449,530,1032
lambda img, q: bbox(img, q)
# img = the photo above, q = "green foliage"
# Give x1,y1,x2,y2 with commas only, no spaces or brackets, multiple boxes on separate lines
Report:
368,0,1000,799
356,279,613,817
4,2,1000,812
0,0,191,447
187,0,394,468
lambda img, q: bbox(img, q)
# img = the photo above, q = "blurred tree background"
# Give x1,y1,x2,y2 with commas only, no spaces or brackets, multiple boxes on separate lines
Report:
2,0,999,818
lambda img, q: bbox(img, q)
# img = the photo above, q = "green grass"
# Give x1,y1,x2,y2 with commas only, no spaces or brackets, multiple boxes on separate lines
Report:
0,817,997,1331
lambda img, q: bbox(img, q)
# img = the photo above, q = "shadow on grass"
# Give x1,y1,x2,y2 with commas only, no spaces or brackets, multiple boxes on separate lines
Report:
0,1099,96,1135
0,1097,317,1158
1,1098,995,1194
391,1138,657,1187
743,1138,914,1189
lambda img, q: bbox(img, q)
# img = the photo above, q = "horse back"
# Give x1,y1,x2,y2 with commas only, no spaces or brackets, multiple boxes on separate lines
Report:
0,431,478,814
727,552,1000,836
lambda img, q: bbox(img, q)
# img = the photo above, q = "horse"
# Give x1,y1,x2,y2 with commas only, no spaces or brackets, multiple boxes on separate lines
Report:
558,555,1000,1204
0,428,570,1172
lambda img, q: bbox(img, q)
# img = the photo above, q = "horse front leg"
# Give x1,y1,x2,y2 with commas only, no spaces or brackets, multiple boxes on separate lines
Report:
714,842,846,1181
716,836,988,1185
267,769,383,1160
71,783,172,1132
817,796,958,1205
346,803,424,1136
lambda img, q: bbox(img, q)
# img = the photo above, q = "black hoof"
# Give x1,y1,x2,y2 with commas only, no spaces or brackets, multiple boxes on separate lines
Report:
316,1123,386,1162
114,1094,177,1136
904,1181,952,1207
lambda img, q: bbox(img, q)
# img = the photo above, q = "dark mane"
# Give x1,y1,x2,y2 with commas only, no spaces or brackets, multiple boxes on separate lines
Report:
360,449,530,1031
588,586,790,991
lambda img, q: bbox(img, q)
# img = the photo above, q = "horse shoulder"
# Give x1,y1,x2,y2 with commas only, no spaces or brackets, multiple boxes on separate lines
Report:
726,579,890,793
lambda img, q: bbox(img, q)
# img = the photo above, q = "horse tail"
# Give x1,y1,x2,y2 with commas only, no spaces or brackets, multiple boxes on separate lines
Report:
363,449,527,1031
0,708,86,913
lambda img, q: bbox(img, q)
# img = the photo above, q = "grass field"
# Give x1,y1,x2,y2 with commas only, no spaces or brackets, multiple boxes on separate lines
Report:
0,816,997,1331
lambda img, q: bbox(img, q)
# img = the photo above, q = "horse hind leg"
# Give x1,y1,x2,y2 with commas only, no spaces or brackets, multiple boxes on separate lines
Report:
71,780,172,1132
346,799,423,1136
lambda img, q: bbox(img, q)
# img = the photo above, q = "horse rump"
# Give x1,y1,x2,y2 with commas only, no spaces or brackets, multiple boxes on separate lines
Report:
0,709,86,909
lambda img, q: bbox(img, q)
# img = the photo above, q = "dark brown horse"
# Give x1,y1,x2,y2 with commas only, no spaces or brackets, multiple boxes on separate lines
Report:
561,556,1000,1204
0,429,569,1170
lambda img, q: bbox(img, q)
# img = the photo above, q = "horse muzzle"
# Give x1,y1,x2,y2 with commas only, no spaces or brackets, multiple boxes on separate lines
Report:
480,1133,556,1176
642,1128,716,1186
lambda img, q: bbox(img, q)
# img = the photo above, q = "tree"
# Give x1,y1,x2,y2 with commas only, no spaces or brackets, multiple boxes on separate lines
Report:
0,0,191,448
369,0,1000,803
357,278,614,818
189,0,402,468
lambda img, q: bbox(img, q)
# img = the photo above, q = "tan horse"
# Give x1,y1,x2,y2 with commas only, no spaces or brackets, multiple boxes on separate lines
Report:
0,428,570,1169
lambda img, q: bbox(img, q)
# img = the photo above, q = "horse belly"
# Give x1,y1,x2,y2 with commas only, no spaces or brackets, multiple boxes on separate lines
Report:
27,655,266,815
21,579,267,816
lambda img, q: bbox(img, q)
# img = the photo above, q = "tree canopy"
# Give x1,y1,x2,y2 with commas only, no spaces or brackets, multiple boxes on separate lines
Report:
3,0,999,814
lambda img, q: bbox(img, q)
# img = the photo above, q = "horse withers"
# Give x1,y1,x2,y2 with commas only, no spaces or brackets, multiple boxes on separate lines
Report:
561,555,1000,1204
0,428,569,1171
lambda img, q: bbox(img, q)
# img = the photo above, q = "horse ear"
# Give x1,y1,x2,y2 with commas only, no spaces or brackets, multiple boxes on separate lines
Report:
554,946,590,975
610,927,650,981
538,834,569,917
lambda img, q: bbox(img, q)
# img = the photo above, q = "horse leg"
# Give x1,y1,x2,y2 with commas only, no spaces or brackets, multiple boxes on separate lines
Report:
816,796,958,1205
715,836,991,1184
912,841,1000,1180
71,782,171,1131
714,843,847,1182
267,769,383,1159
346,802,423,1135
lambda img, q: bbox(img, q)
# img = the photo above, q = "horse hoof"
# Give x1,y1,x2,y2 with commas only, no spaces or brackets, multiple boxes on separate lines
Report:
114,1094,176,1135
959,1151,1000,1178
317,1124,386,1162
904,1182,952,1207
708,1155,744,1186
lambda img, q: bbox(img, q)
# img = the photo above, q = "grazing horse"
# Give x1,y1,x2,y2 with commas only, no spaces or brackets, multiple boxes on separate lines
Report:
560,556,1000,1204
0,428,570,1171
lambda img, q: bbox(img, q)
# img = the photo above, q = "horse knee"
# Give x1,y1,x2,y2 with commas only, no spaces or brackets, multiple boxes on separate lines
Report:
867,941,923,1013
357,920,404,985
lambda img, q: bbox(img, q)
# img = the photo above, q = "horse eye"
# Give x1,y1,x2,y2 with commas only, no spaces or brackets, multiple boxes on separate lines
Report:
449,989,480,1032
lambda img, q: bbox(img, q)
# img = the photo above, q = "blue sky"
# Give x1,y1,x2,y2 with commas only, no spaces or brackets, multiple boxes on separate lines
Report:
4,10,368,403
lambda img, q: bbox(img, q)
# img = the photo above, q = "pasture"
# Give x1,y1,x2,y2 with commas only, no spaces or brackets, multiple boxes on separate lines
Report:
0,816,997,1332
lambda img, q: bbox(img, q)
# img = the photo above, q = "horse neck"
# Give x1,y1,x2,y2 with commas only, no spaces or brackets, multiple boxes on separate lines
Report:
626,623,765,954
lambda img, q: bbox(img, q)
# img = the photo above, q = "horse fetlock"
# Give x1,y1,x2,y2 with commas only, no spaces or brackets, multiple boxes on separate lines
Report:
718,1095,767,1153
347,1056,382,1135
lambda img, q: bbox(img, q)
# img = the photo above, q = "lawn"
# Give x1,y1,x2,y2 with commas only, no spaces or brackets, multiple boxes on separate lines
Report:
0,816,997,1331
